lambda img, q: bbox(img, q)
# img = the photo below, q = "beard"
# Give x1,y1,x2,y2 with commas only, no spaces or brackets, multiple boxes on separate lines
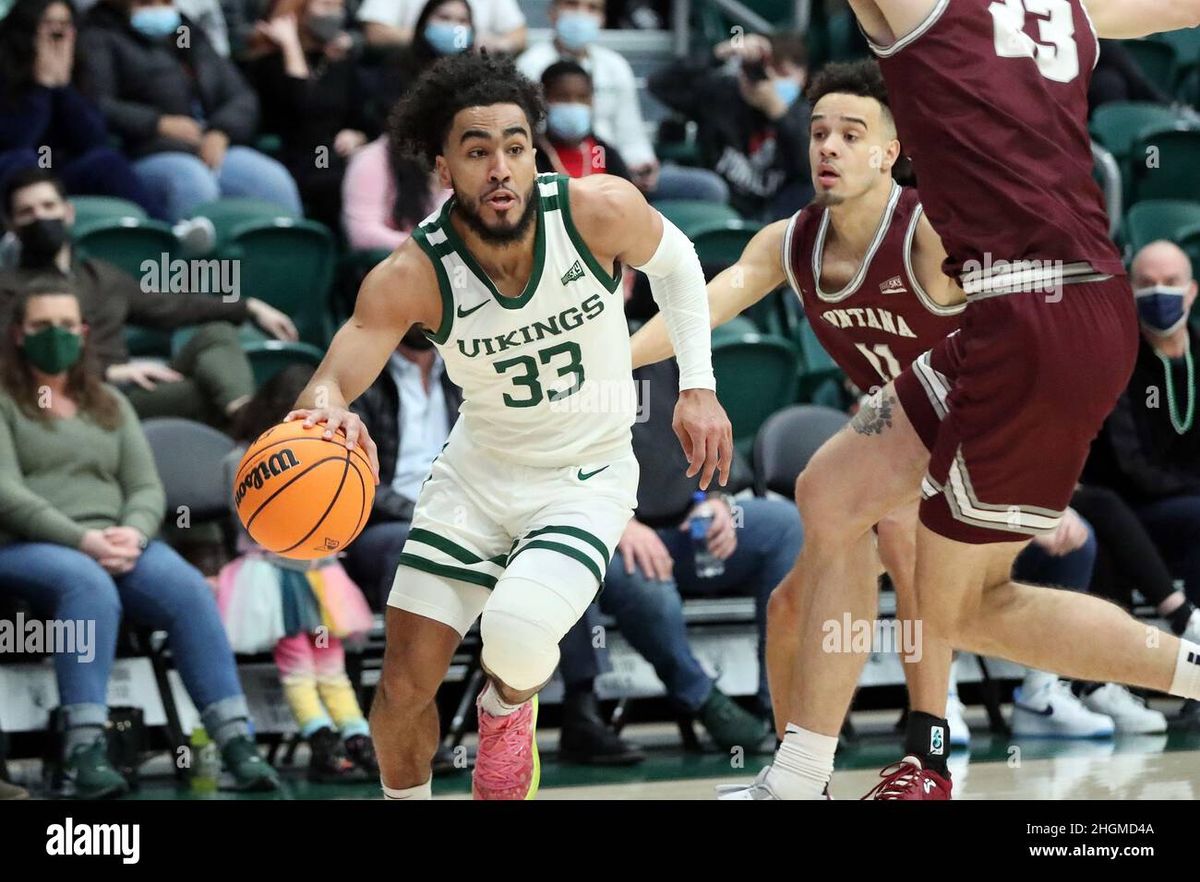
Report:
812,189,846,208
453,180,538,246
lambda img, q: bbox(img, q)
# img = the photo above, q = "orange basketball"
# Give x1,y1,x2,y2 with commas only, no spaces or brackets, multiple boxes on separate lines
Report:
233,419,375,560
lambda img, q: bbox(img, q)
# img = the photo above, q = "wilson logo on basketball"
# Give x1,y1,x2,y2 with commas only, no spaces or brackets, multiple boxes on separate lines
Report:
235,449,301,505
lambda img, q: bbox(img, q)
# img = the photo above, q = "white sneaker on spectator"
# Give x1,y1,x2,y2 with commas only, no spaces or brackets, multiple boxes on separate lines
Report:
946,693,971,747
1081,683,1167,734
1011,671,1114,738
173,216,216,256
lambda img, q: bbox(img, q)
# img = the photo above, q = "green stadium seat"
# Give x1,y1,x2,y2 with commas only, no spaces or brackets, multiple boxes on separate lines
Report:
192,198,301,250
243,339,326,387
216,219,337,346
711,332,801,457
1178,224,1200,275
1123,39,1179,95
1152,29,1200,88
124,326,173,359
73,218,178,280
654,199,741,236
1125,200,1200,252
691,219,762,268
1088,102,1182,163
70,196,146,231
792,315,848,407
741,287,795,338
1130,126,1200,203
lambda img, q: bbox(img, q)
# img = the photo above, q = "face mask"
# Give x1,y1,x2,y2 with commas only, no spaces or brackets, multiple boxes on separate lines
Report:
306,13,343,43
1135,285,1190,336
20,324,82,374
16,217,68,267
547,102,592,142
555,11,600,51
773,77,802,109
424,21,471,55
130,5,181,39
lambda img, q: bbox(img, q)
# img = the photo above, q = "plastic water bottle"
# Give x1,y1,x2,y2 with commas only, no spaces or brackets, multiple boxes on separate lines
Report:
190,726,220,793
690,491,725,578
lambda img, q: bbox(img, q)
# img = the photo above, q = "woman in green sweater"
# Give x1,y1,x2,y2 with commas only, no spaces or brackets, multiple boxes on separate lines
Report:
0,284,279,798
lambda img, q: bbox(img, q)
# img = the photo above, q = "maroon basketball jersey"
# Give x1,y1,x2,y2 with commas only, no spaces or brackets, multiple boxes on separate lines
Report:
870,0,1124,290
783,183,963,394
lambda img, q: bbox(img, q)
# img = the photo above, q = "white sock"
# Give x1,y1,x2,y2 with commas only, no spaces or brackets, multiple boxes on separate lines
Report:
1021,668,1057,697
478,682,524,717
1169,639,1200,700
382,777,431,800
765,724,837,800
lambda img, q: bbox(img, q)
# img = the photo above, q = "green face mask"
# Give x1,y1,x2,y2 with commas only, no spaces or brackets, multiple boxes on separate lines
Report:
21,325,83,374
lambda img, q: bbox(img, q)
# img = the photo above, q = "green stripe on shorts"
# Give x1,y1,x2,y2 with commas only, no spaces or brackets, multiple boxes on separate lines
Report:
396,553,498,589
521,525,610,563
507,540,603,584
407,528,509,567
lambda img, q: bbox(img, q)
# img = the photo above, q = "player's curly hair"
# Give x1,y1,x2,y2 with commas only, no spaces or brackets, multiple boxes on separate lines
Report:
806,59,892,121
388,53,547,167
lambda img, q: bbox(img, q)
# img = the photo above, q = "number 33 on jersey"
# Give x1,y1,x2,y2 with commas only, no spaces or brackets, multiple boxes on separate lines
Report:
411,173,637,469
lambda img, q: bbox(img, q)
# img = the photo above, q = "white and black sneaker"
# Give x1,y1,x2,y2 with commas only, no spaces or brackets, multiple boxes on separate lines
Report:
1011,672,1115,738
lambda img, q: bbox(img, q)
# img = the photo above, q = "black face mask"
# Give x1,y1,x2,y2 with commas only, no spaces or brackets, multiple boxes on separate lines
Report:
401,326,436,351
16,218,68,267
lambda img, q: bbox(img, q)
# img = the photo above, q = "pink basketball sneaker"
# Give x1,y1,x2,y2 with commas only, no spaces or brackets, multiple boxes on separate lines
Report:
472,694,541,800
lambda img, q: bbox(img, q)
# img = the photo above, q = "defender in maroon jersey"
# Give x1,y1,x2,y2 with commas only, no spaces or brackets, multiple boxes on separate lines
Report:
715,0,1200,801
630,61,968,799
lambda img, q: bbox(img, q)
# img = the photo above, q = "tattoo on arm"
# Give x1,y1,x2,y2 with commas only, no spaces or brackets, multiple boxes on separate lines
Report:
852,392,896,436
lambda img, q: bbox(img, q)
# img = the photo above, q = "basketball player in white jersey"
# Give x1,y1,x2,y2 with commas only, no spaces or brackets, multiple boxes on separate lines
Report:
285,53,733,800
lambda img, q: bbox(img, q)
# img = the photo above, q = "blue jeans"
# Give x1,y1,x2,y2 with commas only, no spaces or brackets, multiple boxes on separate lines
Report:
133,147,303,223
1011,518,1098,592
1135,495,1200,603
0,146,164,219
0,540,245,716
649,162,730,204
571,497,804,713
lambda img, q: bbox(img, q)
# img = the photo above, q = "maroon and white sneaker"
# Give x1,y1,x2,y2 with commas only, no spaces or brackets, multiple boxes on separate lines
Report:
861,756,952,800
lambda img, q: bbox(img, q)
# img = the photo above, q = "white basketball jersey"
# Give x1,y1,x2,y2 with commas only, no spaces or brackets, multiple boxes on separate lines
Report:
411,173,636,468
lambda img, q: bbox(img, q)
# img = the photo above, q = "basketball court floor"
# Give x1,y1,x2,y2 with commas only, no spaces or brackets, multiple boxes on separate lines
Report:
20,702,1194,800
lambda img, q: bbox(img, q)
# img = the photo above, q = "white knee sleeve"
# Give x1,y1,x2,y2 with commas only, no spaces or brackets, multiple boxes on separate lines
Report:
480,575,583,692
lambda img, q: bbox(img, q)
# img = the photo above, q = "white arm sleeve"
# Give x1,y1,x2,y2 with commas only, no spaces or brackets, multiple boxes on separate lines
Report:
633,214,716,391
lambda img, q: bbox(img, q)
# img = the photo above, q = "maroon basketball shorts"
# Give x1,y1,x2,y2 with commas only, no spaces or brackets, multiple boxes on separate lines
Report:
894,277,1138,544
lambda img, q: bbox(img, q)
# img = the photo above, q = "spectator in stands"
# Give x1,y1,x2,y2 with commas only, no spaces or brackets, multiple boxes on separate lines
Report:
1089,39,1173,113
344,326,460,609
517,0,729,204
73,0,239,55
359,0,522,53
0,0,162,218
217,365,379,782
0,285,280,797
0,168,298,427
1073,483,1200,639
1087,241,1200,605
649,31,813,221
535,60,630,181
558,352,794,751
341,134,448,251
248,0,370,229
78,0,303,222
362,0,474,134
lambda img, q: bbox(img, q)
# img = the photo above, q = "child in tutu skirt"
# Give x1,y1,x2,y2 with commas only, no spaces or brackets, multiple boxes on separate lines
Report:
216,365,379,783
